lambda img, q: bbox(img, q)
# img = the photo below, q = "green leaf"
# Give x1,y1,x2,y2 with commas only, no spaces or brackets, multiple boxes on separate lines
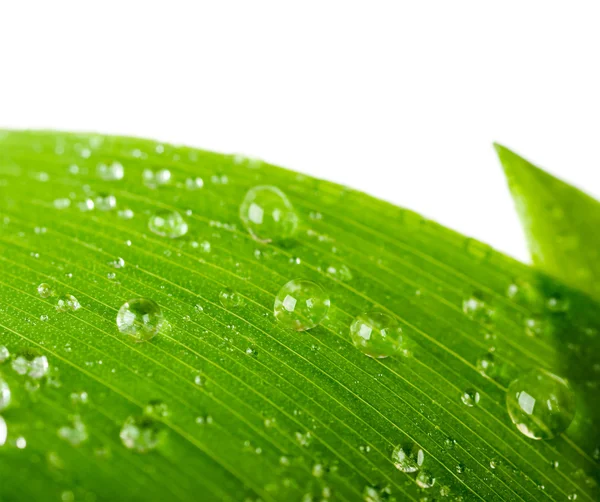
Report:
0,131,598,501
495,143,600,302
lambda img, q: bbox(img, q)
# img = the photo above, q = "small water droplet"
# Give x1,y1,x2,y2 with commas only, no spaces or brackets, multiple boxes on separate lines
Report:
349,310,406,359
77,198,95,212
56,294,81,312
70,391,89,405
0,378,11,411
16,436,26,449
118,208,135,219
416,470,435,489
274,279,330,331
148,210,188,238
239,186,299,243
194,374,203,386
120,415,164,453
143,399,169,418
185,177,204,190
53,198,71,210
95,193,117,211
116,298,164,342
37,283,54,298
460,388,480,407
463,293,494,324
109,257,125,269
476,352,497,378
219,288,243,309
97,161,124,181
0,346,9,363
507,368,575,440
391,444,424,473
58,415,88,446
546,294,569,313
0,416,7,446
294,431,312,447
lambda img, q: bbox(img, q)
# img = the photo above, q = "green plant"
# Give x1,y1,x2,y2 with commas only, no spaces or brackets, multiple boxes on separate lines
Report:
0,131,598,501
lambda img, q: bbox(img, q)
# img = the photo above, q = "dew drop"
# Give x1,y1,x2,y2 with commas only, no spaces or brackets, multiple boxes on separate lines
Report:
95,193,117,211
0,416,6,446
219,288,243,309
37,283,53,298
29,355,50,379
416,470,435,489
506,368,575,440
109,257,125,269
476,352,497,378
148,209,188,238
118,208,135,219
77,198,95,212
116,298,164,342
53,198,71,210
58,415,88,446
143,399,169,418
0,378,11,411
120,415,164,453
391,444,424,473
56,294,81,312
185,177,204,190
349,310,406,359
546,294,569,313
239,186,299,243
97,161,124,181
274,279,330,331
16,436,26,449
463,292,494,324
460,388,480,407
0,346,9,363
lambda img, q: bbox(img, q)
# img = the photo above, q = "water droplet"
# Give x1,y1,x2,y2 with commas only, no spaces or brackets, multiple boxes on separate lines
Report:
109,257,125,269
61,490,75,502
29,355,50,379
148,210,188,238
294,431,312,447
312,463,324,477
185,177,204,190
0,416,6,446
391,444,424,473
325,264,353,282
58,415,88,446
506,368,575,440
194,374,203,386
219,288,243,309
95,193,117,211
116,298,164,342
70,391,89,405
0,346,9,363
239,186,299,243
476,352,497,378
120,415,164,453
489,459,497,469
155,169,171,185
460,388,480,407
546,294,569,313
77,198,95,212
53,198,71,210
0,378,11,411
568,493,578,501
97,161,124,181
463,293,494,324
118,208,135,219
56,294,81,312
16,436,26,449
416,470,435,489
37,283,53,298
349,310,406,359
274,280,330,331
143,399,169,418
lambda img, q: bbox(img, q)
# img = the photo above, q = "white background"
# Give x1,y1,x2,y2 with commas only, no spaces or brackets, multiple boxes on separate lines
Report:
1,1,599,262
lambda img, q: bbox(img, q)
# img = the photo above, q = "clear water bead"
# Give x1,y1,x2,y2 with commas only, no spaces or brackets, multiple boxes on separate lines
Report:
0,416,6,446
95,193,117,211
37,283,53,298
0,346,9,363
391,444,424,473
240,186,299,243
56,294,81,312
416,470,436,489
219,288,242,309
506,368,576,440
120,415,164,453
148,209,188,238
0,379,11,411
97,161,124,181
349,310,406,359
461,388,480,407
116,298,164,342
274,279,330,331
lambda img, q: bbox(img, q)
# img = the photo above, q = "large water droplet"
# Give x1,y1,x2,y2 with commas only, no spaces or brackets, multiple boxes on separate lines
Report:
116,298,164,342
274,279,330,331
37,283,54,298
239,186,299,243
148,210,188,238
391,444,424,473
97,161,124,181
56,294,81,312
507,368,575,440
120,415,164,453
461,388,480,407
349,311,406,359
0,379,11,411
12,351,49,379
